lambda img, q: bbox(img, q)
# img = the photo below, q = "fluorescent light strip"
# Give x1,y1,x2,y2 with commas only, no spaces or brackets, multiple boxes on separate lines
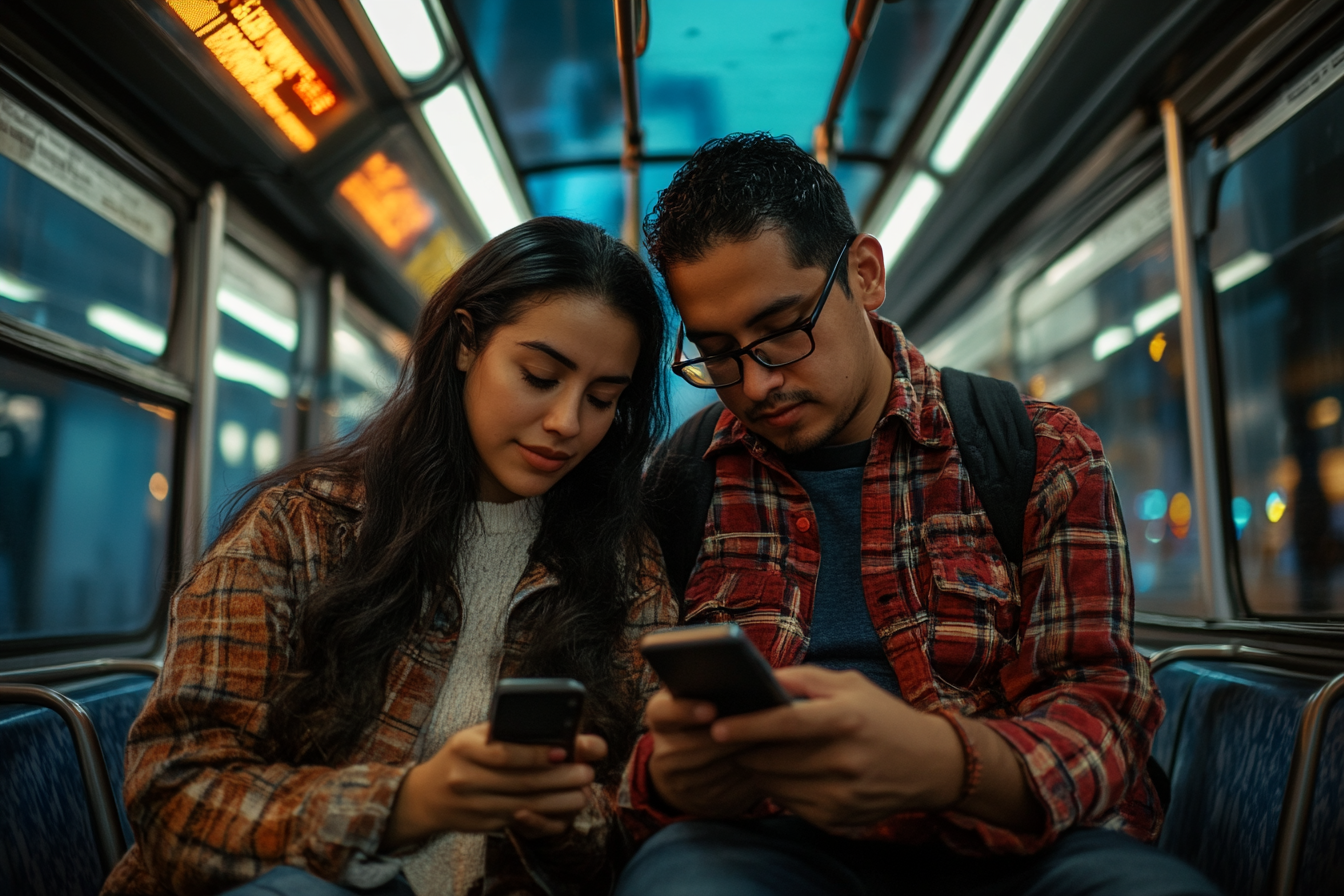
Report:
1044,240,1094,286
1213,250,1272,292
930,0,1071,175
214,347,290,399
217,287,299,351
359,0,445,80
1092,325,1134,361
422,82,525,238
0,269,44,303
877,172,943,265
1133,291,1180,335
87,303,167,354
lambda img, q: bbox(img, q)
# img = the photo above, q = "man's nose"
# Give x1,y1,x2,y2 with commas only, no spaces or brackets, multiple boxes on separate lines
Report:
739,354,785,403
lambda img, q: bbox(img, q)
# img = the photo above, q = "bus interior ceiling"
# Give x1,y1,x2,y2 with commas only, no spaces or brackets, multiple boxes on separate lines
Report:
0,0,1343,895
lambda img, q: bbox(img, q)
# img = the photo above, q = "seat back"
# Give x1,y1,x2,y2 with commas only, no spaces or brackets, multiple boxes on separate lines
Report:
0,673,155,896
1153,660,1344,896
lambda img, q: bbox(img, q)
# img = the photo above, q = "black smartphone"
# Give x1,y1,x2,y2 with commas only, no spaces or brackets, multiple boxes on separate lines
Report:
488,678,587,760
638,622,791,717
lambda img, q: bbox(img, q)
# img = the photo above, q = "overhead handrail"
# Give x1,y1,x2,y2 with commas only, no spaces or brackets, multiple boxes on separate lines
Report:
1147,643,1344,896
0,658,163,684
814,0,885,170
613,0,649,250
0,683,128,877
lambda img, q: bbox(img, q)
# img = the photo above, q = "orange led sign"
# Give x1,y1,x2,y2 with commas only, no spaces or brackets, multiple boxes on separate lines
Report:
338,152,435,255
167,0,338,151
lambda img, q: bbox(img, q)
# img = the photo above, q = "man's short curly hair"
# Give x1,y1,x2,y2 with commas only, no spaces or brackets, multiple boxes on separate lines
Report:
643,133,857,286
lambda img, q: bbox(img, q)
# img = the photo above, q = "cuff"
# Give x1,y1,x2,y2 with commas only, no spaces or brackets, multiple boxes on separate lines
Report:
618,733,693,840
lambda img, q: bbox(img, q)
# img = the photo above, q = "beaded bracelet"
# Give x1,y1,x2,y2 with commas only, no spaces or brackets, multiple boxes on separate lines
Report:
934,707,983,809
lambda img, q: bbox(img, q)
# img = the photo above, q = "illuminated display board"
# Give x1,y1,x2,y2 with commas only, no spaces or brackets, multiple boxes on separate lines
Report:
338,152,434,254
333,135,473,300
164,0,339,150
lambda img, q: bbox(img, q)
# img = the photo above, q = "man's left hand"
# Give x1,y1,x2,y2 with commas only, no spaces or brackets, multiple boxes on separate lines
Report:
709,665,964,828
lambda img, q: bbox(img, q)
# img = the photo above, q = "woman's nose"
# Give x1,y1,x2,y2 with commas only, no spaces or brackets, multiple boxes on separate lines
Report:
543,391,583,439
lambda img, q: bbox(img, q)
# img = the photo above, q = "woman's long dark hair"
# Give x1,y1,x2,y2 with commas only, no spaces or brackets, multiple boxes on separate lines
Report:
255,217,667,773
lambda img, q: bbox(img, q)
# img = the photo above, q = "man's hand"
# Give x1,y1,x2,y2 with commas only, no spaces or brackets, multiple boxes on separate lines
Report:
383,724,607,849
644,688,765,817
708,666,964,828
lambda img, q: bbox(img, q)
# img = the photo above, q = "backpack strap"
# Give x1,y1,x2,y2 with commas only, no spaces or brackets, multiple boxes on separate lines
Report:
940,368,1037,566
644,400,725,599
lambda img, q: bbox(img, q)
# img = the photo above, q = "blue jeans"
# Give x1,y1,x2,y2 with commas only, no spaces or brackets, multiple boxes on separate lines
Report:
218,867,415,895
614,818,1224,896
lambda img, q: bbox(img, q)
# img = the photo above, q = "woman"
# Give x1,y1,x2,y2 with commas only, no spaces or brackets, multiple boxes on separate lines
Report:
102,218,678,896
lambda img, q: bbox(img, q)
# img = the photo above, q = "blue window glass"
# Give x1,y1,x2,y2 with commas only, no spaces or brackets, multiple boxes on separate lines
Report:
841,0,973,157
207,243,300,541
1211,74,1344,617
0,354,175,640
330,296,406,440
0,92,174,363
1013,183,1202,615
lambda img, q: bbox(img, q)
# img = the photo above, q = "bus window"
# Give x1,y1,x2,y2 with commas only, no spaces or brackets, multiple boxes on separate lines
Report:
329,295,407,440
0,91,175,363
208,242,299,541
1210,71,1344,617
1015,183,1203,615
0,354,175,642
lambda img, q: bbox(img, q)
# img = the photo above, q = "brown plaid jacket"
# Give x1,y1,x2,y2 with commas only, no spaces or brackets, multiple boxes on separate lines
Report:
102,470,677,896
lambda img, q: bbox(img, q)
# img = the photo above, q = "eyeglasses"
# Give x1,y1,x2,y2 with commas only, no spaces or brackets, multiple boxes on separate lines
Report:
671,240,851,389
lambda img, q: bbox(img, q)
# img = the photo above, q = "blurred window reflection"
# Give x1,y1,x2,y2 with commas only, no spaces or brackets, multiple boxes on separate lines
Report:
0,91,174,363
1013,181,1203,615
207,243,299,541
1211,75,1344,617
329,295,407,439
0,354,175,640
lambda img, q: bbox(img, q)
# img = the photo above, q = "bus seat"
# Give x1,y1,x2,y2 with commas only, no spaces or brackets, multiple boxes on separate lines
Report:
1153,660,1344,896
0,672,155,896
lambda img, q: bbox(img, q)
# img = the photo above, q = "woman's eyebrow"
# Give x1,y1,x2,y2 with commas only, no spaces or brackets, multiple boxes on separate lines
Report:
520,341,630,384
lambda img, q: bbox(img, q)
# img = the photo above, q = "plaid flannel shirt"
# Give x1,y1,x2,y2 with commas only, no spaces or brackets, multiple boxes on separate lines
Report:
103,470,677,896
622,320,1164,855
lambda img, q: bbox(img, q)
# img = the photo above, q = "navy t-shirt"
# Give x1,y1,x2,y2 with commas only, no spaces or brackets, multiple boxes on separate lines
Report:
787,440,899,695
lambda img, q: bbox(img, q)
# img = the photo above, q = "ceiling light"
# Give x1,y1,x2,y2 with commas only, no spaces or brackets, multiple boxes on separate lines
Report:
930,0,1070,175
214,347,290,399
217,287,299,350
1133,291,1181,335
358,0,445,81
0,269,44,303
421,81,525,238
1091,325,1134,361
86,303,167,354
877,172,943,265
1213,250,1272,292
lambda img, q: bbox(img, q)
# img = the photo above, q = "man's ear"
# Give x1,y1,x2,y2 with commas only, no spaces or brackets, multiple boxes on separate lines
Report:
455,309,478,373
849,234,887,314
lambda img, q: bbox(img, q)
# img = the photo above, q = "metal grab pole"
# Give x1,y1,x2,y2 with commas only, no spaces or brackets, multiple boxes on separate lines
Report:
1270,673,1344,896
614,0,648,250
814,0,883,169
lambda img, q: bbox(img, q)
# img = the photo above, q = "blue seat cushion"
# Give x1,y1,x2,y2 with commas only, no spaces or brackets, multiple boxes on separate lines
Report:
0,673,154,896
1153,660,1344,896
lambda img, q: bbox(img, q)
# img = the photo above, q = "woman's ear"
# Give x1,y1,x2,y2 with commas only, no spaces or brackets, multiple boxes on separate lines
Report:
455,309,478,373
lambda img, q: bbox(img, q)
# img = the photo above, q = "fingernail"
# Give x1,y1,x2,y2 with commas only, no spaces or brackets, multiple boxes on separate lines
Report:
694,704,715,723
548,748,566,763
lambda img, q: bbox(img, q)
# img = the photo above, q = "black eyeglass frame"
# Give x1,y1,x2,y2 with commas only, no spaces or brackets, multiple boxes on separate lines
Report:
671,240,853,389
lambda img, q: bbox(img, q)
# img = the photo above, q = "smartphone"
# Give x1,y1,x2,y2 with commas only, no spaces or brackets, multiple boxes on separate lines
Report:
488,678,587,760
638,623,791,717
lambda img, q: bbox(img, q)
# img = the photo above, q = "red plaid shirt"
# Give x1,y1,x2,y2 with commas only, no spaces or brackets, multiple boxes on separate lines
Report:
622,320,1163,854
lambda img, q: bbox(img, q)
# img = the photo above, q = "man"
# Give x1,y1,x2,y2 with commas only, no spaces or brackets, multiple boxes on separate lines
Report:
615,134,1219,895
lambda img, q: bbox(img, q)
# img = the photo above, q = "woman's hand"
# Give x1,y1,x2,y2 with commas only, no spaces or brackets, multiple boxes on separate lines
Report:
383,723,608,849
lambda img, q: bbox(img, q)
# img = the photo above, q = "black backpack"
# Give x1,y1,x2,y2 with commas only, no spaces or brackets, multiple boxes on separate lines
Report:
644,368,1035,597
641,368,1172,810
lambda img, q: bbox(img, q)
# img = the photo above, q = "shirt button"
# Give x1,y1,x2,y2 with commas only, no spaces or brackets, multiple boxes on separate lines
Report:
797,517,812,532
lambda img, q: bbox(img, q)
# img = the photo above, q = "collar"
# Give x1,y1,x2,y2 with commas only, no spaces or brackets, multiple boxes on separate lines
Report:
704,317,953,462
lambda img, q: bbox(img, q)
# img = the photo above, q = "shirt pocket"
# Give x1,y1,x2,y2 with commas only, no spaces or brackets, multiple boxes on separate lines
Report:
685,534,802,657
921,513,1020,690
